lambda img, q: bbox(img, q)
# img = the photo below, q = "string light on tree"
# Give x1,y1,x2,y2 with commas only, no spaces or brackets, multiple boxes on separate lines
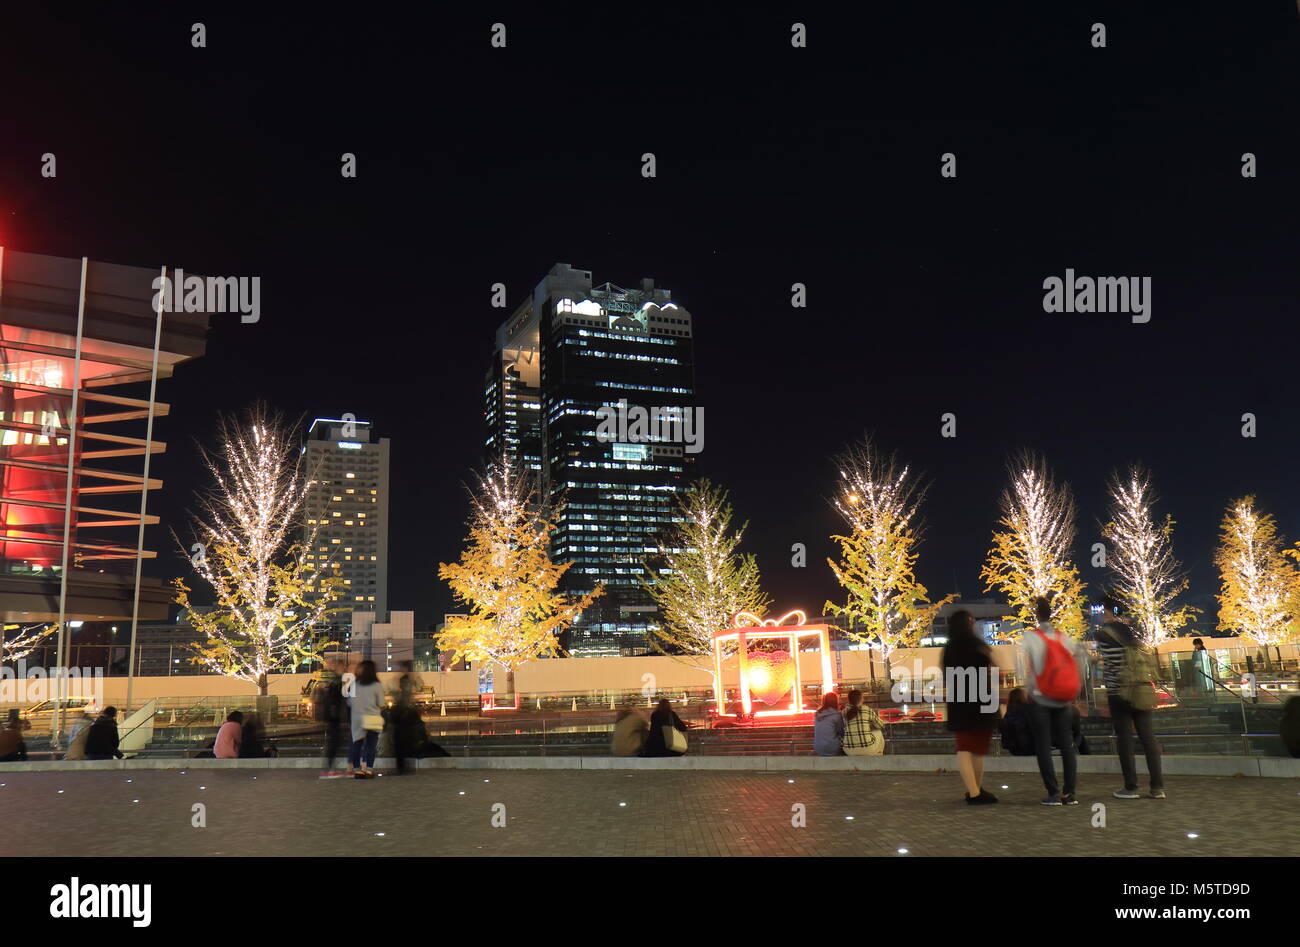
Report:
173,405,344,694
982,451,1087,637
0,622,58,665
1217,495,1299,653
824,437,953,676
1102,466,1196,645
639,479,770,660
438,464,601,682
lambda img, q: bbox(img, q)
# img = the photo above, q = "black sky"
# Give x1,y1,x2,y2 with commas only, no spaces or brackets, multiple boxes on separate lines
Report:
2,2,1298,632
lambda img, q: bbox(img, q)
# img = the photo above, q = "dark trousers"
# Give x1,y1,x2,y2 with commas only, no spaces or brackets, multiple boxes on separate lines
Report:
1108,695,1164,791
323,719,345,770
1029,702,1077,796
350,730,379,769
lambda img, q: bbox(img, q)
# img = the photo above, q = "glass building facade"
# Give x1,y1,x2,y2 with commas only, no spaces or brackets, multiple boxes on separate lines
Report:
485,264,696,655
0,248,207,661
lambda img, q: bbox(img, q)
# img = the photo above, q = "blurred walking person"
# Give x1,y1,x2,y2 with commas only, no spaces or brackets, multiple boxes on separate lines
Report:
812,692,845,756
316,658,348,778
1023,597,1086,805
943,610,998,804
0,709,28,762
63,709,95,761
349,660,384,778
1094,597,1165,799
390,660,423,775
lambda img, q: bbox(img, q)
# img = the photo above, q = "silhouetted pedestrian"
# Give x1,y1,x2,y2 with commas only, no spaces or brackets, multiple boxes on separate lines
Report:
943,610,998,804
84,706,124,760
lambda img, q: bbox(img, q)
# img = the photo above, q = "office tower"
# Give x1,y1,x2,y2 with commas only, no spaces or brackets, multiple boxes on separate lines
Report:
0,249,208,626
350,609,414,670
485,264,696,655
303,418,391,634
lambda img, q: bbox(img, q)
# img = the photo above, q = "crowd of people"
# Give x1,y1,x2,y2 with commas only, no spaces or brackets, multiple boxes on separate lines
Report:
314,658,448,778
799,595,1172,805
940,595,1165,805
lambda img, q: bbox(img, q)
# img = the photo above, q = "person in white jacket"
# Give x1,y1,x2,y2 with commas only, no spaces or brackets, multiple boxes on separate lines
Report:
347,660,385,778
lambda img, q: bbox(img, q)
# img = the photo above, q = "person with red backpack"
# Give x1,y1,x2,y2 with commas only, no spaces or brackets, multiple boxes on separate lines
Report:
1023,597,1086,805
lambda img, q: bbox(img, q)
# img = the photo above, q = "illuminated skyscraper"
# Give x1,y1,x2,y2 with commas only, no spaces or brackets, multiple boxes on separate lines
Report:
303,418,391,634
485,264,696,655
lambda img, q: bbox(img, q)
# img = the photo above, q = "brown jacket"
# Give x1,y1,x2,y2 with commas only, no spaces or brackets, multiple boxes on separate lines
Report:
611,711,649,757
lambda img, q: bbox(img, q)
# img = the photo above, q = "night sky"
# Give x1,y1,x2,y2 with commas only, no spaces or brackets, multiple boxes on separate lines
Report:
3,3,1298,633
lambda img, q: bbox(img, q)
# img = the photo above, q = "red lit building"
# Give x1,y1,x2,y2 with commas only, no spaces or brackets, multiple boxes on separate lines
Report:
0,248,208,627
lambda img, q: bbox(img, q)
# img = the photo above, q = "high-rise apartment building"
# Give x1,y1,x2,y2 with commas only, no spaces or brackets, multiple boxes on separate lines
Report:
303,418,391,633
485,264,696,655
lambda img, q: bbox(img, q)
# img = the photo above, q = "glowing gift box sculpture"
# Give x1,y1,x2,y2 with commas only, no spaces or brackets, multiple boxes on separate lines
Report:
712,610,836,718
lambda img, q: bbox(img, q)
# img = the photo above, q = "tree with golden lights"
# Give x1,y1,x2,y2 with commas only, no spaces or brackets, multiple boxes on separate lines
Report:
1216,496,1299,652
640,479,770,656
173,406,344,695
1101,466,1197,645
982,452,1088,637
0,623,57,665
438,465,602,678
824,438,954,674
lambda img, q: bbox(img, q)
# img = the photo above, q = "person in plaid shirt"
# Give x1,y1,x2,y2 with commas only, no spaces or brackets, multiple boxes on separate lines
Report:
842,689,884,755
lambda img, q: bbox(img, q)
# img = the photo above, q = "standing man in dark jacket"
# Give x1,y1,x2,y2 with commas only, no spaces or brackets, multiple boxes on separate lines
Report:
84,706,124,760
318,659,348,778
1093,597,1165,799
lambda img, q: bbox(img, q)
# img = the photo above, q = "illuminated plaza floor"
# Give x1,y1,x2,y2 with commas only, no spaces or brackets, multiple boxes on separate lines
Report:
4,769,1297,857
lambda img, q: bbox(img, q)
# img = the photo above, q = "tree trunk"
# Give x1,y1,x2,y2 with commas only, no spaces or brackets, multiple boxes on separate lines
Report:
258,672,268,696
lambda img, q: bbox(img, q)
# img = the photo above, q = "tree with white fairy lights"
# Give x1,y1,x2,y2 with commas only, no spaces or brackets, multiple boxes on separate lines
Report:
640,479,770,657
982,451,1088,638
0,623,57,666
438,465,601,681
1216,496,1299,655
173,406,344,695
1101,465,1197,645
824,438,953,676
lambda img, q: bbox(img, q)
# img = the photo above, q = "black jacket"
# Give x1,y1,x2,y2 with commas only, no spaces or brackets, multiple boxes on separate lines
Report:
999,702,1035,755
84,718,122,758
942,640,997,732
641,708,688,757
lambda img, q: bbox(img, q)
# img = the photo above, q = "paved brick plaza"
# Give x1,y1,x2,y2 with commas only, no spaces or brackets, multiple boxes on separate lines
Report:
4,769,1297,857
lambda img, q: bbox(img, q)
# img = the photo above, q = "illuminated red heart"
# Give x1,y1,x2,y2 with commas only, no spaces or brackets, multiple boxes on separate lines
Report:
746,650,795,706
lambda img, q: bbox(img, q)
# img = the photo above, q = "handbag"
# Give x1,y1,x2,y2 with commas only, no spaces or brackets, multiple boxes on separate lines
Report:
664,725,688,754
362,713,385,731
